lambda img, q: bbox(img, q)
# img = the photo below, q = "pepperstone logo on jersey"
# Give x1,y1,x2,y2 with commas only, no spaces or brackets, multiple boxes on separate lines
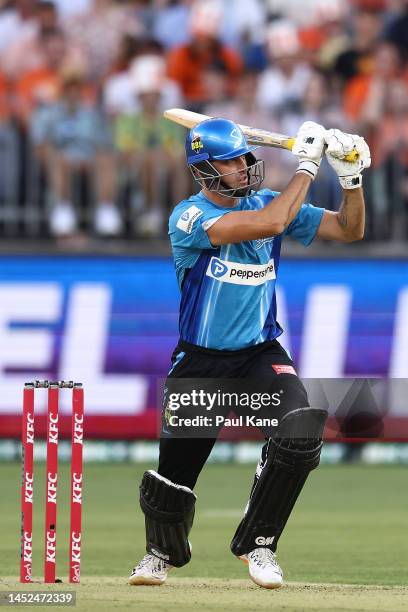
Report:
211,258,228,278
176,205,203,234
206,257,276,286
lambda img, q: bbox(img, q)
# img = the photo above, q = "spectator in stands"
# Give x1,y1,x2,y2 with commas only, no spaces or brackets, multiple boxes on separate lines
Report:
202,68,285,188
103,34,146,117
370,79,408,238
31,71,120,237
103,37,182,117
0,0,38,55
1,1,61,77
0,0,406,242
218,0,267,53
263,0,327,24
0,67,18,210
64,0,144,82
114,55,188,237
334,7,382,85
167,0,243,111
152,0,191,49
52,0,91,19
344,41,407,125
298,71,349,131
384,0,408,60
0,69,10,121
298,0,350,72
294,71,349,207
14,28,85,124
256,20,312,117
351,41,408,238
130,0,160,35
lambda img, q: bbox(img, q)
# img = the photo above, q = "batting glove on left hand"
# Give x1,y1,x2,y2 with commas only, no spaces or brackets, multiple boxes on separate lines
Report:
325,129,371,189
292,121,327,180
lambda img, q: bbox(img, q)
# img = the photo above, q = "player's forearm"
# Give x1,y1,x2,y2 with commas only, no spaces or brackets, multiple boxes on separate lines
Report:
336,188,365,241
258,172,313,232
207,173,313,245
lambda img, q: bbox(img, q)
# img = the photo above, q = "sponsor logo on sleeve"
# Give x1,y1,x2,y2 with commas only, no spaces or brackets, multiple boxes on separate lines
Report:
176,205,204,234
271,364,297,375
206,257,276,286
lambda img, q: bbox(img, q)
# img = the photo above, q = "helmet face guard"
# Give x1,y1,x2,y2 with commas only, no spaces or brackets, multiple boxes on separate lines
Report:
190,152,265,198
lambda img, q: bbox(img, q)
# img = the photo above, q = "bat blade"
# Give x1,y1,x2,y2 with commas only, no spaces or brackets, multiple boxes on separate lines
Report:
238,124,295,151
163,108,293,151
163,108,358,162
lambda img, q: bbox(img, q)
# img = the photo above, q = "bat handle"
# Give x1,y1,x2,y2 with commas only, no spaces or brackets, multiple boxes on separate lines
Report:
286,138,359,162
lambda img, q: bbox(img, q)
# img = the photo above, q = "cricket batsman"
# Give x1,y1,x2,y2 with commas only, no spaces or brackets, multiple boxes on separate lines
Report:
129,118,371,588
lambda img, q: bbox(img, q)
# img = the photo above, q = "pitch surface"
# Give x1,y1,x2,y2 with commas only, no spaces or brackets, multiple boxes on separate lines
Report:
1,462,407,610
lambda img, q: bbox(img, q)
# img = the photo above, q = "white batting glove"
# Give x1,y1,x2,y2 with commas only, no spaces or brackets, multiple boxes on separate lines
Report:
325,129,371,189
292,121,327,180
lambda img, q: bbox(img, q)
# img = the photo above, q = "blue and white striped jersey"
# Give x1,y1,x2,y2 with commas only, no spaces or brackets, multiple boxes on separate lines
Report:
169,189,324,350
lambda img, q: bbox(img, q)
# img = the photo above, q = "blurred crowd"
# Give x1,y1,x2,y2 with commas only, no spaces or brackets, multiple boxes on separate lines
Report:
0,0,407,241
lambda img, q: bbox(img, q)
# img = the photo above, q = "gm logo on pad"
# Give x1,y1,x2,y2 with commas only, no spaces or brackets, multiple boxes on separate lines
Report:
211,258,228,278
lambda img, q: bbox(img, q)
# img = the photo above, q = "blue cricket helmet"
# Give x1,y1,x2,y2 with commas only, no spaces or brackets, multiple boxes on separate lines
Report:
185,117,258,164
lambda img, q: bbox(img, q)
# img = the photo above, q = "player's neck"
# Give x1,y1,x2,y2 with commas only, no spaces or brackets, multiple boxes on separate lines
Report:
202,189,239,208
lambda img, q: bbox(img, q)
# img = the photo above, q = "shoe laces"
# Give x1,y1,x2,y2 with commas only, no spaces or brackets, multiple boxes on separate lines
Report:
136,554,169,574
249,548,281,572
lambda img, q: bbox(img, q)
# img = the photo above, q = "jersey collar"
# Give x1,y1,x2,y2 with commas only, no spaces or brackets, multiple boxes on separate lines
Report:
198,190,245,211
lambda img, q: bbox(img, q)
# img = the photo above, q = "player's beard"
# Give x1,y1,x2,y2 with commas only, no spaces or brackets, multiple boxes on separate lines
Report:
234,186,251,197
220,173,250,198
218,180,250,198
191,158,264,197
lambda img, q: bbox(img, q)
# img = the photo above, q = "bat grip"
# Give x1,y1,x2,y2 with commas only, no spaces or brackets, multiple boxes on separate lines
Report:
286,138,359,162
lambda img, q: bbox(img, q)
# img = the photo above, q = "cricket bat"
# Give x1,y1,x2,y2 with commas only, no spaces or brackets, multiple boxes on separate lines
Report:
163,108,359,162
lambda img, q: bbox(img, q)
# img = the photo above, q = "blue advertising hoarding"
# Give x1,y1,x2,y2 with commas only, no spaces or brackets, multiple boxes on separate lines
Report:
0,256,406,438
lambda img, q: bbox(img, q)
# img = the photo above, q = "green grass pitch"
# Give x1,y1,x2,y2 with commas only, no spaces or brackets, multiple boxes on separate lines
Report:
1,461,407,610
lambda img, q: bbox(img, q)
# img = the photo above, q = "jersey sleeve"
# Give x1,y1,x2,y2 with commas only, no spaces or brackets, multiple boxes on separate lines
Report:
169,202,231,250
284,203,324,246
